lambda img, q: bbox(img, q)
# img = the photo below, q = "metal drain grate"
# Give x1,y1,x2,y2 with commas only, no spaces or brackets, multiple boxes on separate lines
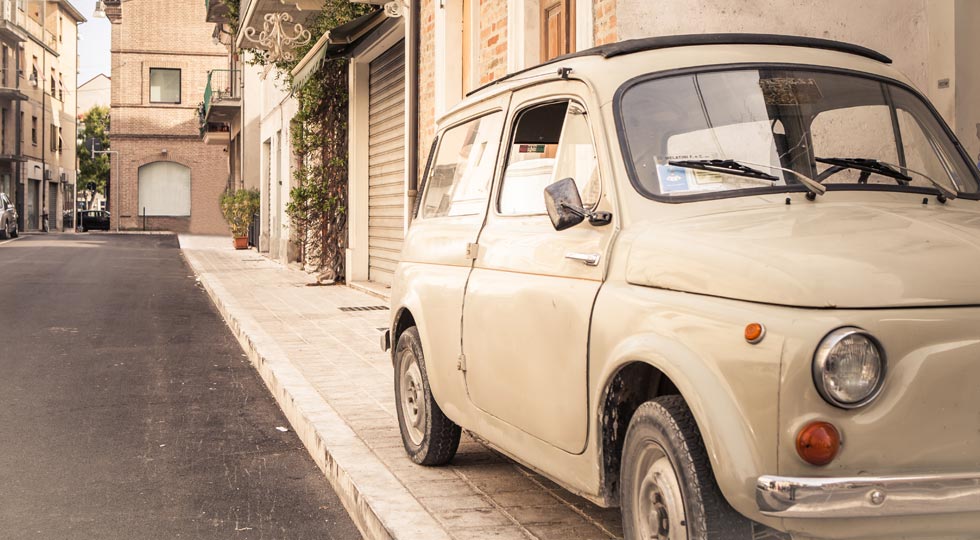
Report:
338,305,389,312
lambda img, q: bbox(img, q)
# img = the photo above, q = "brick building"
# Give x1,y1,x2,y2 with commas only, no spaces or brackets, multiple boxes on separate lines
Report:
0,0,83,233
106,0,229,234
228,0,980,289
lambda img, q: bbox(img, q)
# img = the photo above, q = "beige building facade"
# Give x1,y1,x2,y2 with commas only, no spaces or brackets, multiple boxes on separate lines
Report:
77,72,109,114
0,0,83,232
106,0,229,234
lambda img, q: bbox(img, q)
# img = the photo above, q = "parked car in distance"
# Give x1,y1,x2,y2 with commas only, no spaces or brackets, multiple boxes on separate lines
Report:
0,192,17,239
384,34,980,540
79,210,110,232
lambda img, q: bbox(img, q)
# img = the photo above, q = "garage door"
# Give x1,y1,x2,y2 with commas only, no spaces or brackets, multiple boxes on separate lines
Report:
367,41,406,287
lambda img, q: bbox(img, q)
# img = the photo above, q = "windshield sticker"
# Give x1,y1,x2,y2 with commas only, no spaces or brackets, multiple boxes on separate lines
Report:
692,170,724,185
657,164,692,193
759,78,823,105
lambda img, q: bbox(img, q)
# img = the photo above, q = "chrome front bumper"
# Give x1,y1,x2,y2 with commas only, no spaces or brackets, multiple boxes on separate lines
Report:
757,473,980,518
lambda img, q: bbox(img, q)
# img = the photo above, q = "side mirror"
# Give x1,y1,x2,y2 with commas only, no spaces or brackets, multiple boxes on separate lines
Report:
544,178,586,231
544,177,613,231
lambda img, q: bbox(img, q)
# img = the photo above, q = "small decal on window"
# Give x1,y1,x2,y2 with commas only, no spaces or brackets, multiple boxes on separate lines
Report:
519,144,546,153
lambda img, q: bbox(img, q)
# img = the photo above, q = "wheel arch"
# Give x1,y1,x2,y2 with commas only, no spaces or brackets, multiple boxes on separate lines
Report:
391,306,417,365
594,339,770,520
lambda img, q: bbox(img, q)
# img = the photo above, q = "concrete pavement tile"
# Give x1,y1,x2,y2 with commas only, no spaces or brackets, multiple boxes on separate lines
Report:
450,526,532,540
433,507,515,529
418,495,493,512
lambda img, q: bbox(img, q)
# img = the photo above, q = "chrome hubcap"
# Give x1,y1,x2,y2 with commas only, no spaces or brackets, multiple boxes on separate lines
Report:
633,444,687,540
399,354,426,445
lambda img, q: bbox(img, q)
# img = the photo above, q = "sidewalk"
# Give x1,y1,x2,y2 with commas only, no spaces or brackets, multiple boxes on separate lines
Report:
179,235,623,540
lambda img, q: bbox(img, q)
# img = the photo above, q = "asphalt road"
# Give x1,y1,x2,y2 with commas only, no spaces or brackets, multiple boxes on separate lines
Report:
0,233,361,539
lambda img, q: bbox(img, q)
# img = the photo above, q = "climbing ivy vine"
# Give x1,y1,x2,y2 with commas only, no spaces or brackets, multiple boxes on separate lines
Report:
230,0,371,277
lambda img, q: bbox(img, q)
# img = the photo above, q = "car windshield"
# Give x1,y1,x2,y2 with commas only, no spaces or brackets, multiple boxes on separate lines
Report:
618,68,980,200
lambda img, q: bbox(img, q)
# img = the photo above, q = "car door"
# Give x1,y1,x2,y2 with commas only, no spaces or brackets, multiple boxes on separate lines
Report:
461,83,614,454
396,100,509,411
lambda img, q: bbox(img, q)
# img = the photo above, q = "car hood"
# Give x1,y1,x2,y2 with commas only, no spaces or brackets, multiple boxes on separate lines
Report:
626,202,980,308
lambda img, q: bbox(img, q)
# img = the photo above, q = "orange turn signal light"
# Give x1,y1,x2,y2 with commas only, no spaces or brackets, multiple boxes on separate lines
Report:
745,323,765,344
796,421,841,466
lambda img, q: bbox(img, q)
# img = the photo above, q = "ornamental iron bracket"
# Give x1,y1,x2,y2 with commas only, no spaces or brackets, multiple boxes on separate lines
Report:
242,12,312,63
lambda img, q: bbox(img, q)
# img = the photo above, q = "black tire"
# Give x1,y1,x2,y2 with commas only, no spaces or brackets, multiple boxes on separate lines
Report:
8,223,16,238
394,327,461,465
620,396,751,540
0,222,7,240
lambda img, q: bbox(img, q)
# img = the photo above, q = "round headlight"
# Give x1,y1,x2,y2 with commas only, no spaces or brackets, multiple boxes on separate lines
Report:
813,327,885,409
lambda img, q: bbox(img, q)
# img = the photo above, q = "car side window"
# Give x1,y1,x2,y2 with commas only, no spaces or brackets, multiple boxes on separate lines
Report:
498,100,600,215
421,111,504,219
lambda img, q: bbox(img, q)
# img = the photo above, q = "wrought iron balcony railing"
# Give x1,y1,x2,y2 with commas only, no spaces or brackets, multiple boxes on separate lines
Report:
201,69,240,119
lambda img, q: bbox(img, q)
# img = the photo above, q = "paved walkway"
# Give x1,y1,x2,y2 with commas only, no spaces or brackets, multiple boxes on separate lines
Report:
179,236,623,540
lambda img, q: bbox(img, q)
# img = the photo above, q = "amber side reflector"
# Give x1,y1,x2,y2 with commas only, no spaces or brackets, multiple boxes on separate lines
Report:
796,421,841,466
745,323,765,344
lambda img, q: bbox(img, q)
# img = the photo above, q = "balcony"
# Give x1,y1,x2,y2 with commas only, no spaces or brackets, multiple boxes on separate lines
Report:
0,0,26,44
205,0,232,24
0,67,26,101
201,121,231,146
200,70,240,143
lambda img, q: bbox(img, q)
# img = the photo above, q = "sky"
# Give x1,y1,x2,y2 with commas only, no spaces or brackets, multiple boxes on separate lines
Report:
73,0,111,85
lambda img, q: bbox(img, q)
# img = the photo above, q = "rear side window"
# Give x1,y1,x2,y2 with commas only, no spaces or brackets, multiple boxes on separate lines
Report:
421,112,504,218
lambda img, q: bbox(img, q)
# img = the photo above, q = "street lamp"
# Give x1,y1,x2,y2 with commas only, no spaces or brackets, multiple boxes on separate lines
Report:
92,1,106,19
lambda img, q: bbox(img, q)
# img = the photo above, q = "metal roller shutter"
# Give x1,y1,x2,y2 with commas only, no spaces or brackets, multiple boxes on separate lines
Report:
367,42,406,287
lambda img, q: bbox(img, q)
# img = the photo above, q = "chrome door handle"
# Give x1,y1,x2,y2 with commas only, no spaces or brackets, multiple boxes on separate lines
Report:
565,252,601,266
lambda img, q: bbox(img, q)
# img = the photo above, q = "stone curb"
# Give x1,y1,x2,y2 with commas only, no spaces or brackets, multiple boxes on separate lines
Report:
182,250,452,540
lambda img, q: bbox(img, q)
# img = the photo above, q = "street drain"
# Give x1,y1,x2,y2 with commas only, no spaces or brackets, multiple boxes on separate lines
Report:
338,305,389,312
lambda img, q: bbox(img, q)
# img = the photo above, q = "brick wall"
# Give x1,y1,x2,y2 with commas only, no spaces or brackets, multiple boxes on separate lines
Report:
112,137,230,234
109,0,231,234
594,0,617,45
418,0,436,180
478,0,508,84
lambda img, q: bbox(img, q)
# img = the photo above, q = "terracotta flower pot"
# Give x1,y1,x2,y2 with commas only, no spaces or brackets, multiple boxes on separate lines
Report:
233,236,249,250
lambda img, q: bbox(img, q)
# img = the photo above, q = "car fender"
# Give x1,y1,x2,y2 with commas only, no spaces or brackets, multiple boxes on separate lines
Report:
592,319,781,522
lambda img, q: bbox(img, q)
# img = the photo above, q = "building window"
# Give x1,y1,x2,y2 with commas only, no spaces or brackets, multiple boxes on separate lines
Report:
149,68,181,104
50,68,55,95
57,127,62,153
31,116,36,145
138,161,191,216
58,73,63,100
50,124,56,151
540,0,574,62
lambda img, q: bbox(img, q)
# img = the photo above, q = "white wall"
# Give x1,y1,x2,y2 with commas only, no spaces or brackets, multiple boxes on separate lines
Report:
257,65,298,263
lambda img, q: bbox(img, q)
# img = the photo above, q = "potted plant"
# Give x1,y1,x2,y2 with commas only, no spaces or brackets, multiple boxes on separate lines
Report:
220,188,260,249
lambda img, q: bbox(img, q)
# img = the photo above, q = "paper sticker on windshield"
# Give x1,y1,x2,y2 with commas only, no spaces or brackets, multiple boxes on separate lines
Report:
657,165,692,193
759,78,823,105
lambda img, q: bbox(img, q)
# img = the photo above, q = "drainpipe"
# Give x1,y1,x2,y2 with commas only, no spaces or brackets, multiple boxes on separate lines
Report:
406,0,419,211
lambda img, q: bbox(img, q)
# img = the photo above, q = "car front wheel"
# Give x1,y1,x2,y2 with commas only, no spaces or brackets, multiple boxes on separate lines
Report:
394,327,460,465
621,396,751,540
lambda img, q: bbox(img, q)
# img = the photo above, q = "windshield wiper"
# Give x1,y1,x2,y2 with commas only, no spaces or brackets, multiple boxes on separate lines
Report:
668,159,779,181
815,157,912,185
816,156,957,201
877,159,958,201
669,158,826,198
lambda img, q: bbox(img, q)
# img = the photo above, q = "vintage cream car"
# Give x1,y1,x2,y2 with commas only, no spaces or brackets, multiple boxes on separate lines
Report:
383,34,980,539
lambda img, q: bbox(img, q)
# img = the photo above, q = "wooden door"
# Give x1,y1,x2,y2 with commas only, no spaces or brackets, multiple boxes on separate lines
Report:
540,0,575,62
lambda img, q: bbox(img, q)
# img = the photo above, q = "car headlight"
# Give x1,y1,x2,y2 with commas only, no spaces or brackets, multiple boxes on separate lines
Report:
813,327,886,409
